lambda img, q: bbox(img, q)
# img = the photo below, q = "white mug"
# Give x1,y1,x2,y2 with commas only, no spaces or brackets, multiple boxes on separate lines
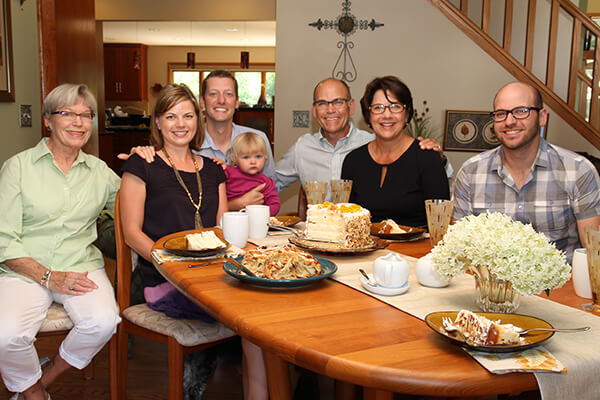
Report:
243,205,270,239
572,248,593,299
221,212,249,248
373,253,409,288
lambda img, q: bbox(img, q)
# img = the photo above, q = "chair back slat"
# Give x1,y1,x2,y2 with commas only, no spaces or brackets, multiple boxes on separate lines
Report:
114,191,133,312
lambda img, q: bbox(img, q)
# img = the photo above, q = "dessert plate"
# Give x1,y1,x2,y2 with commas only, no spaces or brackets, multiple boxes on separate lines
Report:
360,274,409,296
163,228,230,257
371,222,426,241
288,236,388,255
223,255,337,288
424,311,555,353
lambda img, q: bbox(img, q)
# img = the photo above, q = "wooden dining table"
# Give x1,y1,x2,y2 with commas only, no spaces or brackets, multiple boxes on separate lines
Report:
152,231,592,400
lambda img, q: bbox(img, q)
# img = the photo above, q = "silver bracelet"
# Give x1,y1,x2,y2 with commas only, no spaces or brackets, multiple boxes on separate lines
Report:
40,269,51,287
44,271,52,288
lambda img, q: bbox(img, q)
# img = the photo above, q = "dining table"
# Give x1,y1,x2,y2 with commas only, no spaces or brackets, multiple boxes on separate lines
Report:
152,229,597,400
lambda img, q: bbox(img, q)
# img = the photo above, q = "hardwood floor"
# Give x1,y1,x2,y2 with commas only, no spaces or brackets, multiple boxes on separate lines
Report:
0,335,245,400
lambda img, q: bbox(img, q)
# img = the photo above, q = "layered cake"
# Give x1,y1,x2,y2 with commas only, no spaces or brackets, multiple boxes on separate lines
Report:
305,202,372,248
452,310,522,346
185,231,226,250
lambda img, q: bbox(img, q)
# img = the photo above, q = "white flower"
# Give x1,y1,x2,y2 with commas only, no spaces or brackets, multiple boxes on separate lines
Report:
431,212,571,296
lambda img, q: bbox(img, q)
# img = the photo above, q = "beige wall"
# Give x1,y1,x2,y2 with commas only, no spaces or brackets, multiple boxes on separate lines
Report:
275,0,599,213
0,1,41,165
96,0,275,21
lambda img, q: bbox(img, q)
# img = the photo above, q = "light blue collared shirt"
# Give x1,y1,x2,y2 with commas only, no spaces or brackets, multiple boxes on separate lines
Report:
275,122,374,200
198,122,276,180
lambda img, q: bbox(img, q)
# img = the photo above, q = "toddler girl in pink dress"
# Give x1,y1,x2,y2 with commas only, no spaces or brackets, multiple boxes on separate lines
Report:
225,131,280,216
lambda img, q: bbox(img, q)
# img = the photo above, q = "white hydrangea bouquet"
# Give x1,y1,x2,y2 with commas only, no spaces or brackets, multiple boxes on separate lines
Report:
431,212,571,296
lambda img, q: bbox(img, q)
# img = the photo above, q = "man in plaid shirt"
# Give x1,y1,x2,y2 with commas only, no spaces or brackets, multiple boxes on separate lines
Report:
453,81,600,262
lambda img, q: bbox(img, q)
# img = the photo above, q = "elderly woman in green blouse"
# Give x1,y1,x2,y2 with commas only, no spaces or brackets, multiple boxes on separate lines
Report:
0,84,120,400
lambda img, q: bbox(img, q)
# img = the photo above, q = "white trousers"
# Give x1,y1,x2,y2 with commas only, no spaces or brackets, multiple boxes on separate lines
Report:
0,268,121,393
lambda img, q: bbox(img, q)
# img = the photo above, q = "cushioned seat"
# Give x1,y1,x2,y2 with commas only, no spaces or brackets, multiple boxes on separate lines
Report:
39,303,74,332
122,304,234,347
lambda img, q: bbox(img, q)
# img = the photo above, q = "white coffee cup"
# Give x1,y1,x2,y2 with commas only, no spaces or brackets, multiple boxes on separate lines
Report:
572,248,593,299
373,253,410,288
222,212,249,248
243,205,270,239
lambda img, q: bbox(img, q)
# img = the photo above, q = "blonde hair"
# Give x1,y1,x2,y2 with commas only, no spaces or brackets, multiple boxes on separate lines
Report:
230,131,269,167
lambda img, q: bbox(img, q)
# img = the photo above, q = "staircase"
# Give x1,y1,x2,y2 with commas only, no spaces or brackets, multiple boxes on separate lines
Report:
430,0,600,150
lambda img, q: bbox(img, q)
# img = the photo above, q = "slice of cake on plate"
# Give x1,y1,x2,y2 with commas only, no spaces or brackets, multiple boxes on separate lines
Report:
185,231,226,250
452,310,522,346
305,202,372,248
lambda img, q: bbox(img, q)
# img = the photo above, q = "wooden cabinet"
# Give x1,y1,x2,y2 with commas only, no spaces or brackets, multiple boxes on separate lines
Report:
104,44,147,101
100,129,151,173
233,108,275,154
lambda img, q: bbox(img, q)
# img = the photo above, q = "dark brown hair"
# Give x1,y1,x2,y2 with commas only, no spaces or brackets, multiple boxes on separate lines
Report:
201,70,238,98
360,76,414,128
150,84,204,151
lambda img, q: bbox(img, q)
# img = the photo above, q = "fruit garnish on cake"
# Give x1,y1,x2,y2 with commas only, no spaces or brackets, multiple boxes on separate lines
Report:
451,310,522,346
305,202,372,248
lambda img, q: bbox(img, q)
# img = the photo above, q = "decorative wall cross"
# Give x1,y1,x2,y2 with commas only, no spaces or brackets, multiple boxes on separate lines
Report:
309,0,383,82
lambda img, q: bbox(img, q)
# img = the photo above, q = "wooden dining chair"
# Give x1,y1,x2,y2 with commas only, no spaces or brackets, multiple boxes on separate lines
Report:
297,185,308,221
113,192,236,400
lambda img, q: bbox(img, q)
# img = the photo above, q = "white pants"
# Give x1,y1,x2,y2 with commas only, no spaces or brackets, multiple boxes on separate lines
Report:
0,268,121,393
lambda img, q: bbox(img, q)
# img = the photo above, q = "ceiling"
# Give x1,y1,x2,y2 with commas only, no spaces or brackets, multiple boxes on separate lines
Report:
103,21,276,47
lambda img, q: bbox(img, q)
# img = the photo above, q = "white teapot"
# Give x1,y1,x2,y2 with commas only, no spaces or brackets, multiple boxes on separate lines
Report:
373,252,409,288
415,253,450,288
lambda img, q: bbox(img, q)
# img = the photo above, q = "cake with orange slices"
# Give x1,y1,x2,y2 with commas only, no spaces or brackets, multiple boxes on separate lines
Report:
305,202,372,248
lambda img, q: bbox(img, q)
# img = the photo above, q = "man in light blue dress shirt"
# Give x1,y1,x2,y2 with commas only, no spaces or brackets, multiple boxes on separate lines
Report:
275,78,451,201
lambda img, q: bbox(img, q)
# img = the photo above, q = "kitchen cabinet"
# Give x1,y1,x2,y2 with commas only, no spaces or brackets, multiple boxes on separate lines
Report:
233,108,274,154
100,128,151,173
104,44,147,101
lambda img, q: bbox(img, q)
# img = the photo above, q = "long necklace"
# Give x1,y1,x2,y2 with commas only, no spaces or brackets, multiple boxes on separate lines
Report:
163,148,204,229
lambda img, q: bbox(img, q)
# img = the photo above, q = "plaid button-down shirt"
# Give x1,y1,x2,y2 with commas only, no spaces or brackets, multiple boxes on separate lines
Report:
453,139,600,262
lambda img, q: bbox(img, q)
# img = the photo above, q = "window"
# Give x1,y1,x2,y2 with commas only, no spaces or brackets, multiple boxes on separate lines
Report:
170,65,275,107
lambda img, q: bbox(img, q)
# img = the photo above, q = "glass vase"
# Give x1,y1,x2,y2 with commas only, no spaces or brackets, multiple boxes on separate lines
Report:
468,264,520,313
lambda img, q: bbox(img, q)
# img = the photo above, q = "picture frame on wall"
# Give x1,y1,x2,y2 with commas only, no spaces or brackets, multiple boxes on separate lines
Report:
0,0,14,102
443,109,549,152
443,110,498,152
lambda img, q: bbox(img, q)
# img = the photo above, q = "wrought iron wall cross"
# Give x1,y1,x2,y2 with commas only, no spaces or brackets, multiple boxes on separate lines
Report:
309,0,383,82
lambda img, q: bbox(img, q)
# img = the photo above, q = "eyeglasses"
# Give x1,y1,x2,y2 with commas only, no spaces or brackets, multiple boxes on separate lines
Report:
490,106,541,122
51,110,95,121
313,98,350,110
369,103,406,114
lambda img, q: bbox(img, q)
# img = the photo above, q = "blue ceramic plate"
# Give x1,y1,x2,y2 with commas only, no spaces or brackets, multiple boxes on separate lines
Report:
223,256,337,288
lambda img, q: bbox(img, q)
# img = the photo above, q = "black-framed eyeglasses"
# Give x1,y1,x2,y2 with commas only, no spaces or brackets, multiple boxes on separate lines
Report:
313,98,350,109
51,110,95,121
490,106,541,122
369,103,406,114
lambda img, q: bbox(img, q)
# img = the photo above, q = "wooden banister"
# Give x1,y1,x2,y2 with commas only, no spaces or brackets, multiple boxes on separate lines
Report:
430,0,600,150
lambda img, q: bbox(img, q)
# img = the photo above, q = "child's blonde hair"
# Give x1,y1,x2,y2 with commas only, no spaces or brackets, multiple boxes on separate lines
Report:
230,131,269,167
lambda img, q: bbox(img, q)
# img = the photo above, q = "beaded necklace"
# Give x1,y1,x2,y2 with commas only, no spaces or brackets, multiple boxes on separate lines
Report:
162,148,203,229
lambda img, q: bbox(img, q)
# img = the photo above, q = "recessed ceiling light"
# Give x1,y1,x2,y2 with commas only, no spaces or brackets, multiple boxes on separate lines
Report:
148,27,160,32
226,28,239,32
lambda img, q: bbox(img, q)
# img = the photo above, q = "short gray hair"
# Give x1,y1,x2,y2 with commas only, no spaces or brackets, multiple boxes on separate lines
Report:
42,83,97,118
